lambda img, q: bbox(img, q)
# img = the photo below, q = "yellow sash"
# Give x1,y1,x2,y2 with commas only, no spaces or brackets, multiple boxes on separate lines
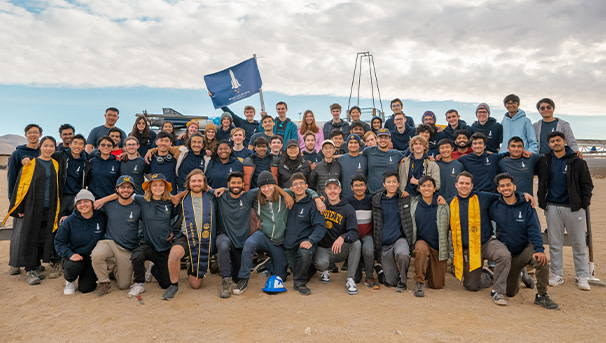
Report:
450,194,481,281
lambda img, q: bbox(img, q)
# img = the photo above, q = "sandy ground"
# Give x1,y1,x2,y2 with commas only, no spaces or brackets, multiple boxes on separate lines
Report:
1,170,606,342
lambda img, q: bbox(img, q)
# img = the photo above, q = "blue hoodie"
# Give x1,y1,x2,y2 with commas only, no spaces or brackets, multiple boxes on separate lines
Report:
54,209,107,258
7,145,40,199
489,192,543,256
284,194,326,249
500,109,538,153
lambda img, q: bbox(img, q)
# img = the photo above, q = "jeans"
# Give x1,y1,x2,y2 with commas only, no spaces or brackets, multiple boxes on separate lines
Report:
215,234,243,281
238,231,287,281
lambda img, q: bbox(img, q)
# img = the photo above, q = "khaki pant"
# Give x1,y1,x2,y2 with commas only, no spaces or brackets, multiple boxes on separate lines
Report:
91,240,133,290
413,240,447,289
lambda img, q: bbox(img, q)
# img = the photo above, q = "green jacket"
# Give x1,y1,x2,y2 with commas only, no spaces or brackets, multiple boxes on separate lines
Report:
410,196,450,261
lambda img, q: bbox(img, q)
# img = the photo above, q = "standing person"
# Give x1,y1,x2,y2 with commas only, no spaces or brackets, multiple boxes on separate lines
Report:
435,138,464,200
362,128,405,194
315,179,361,295
161,121,177,144
216,112,235,142
57,124,75,152
500,94,538,153
86,107,126,153
277,140,312,188
471,103,503,153
348,106,371,132
3,136,60,285
231,128,252,160
415,124,440,158
309,140,341,195
130,115,157,157
301,132,321,164
449,171,512,305
489,173,559,309
86,136,120,199
497,137,542,195
222,105,259,147
345,175,378,289
370,116,383,134
7,124,41,200
298,110,324,153
283,173,326,295
420,111,445,143
91,176,142,296
205,140,244,188
54,189,107,294
323,103,350,138
203,122,219,152
164,170,216,300
242,137,279,191
176,119,200,146
248,115,275,150
398,136,440,196
390,112,415,152
459,132,502,192
371,172,412,292
329,129,348,155
52,134,88,217
338,134,367,199
148,131,178,194
451,129,473,160
269,135,284,157
350,121,366,138
384,98,414,132
410,176,449,297
272,101,298,144
443,109,471,142
120,136,148,195
533,98,581,156
536,131,593,291
107,128,124,157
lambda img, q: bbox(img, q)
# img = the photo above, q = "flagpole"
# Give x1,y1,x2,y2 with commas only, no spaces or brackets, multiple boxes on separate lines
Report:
253,54,266,113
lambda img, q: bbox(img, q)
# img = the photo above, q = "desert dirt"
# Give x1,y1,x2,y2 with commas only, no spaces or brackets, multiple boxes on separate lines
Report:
1,170,605,343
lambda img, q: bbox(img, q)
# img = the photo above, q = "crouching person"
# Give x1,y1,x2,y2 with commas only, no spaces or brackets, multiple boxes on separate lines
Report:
371,172,413,292
315,179,361,295
55,190,107,295
410,176,449,297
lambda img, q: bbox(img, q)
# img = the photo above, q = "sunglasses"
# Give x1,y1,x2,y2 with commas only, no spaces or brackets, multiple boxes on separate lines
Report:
539,105,552,111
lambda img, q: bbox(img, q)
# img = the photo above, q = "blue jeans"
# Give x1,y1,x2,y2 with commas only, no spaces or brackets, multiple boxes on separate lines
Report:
238,231,287,280
215,234,243,281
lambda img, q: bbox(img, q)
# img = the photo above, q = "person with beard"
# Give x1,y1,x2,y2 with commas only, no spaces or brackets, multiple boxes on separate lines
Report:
362,128,405,194
323,103,350,138
205,140,244,188
451,129,473,160
243,137,279,191
277,139,312,188
91,175,142,296
471,103,503,153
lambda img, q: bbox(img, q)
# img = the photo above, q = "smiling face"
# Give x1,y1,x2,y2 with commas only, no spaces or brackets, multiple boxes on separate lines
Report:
231,131,244,145
136,118,147,132
25,126,41,145
189,174,206,194
70,137,86,155
455,134,469,149
117,183,134,199
350,108,361,121
347,139,360,153
108,131,122,146
331,108,341,119
60,128,74,145
262,118,274,132
155,137,171,153
105,109,119,126
255,143,268,157
270,139,283,153
439,143,453,159
244,108,255,121
76,199,93,216
372,119,382,131
325,183,341,202
286,145,300,159
228,176,243,195
377,135,390,149
332,135,344,148
162,122,174,134
507,140,524,158
187,124,199,136
40,139,56,159
190,136,204,154
538,102,554,119
455,175,473,198
548,135,566,153
261,184,275,198
276,104,287,118
419,179,436,199
411,141,425,155
290,178,307,197
304,112,314,125
304,135,316,151
217,143,231,161
351,180,367,197
505,100,519,116
98,138,114,157
446,111,459,126
321,143,335,159
471,138,486,155
205,129,216,140
496,177,516,199
383,175,399,195
365,134,376,147
476,108,489,124
151,180,167,197
124,138,139,155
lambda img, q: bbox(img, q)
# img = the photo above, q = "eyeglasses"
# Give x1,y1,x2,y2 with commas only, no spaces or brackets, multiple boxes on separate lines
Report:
539,105,552,111
125,143,138,147
390,104,402,108
99,144,113,148
291,181,306,187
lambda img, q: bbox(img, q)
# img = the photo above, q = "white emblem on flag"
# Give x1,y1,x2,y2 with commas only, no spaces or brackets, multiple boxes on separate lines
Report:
230,69,241,89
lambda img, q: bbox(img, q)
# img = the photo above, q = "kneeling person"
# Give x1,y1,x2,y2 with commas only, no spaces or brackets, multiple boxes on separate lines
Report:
315,179,361,295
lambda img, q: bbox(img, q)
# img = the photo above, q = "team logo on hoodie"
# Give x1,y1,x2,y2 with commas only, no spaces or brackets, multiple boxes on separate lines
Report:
298,208,305,217
516,211,524,222
485,157,491,166
94,222,102,233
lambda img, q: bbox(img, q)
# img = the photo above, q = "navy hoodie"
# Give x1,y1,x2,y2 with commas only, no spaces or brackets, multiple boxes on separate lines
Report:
443,119,472,141
458,152,502,192
7,145,40,199
54,209,107,258
391,125,415,151
206,156,244,188
221,106,259,147
489,192,543,256
450,191,498,249
415,195,440,250
284,194,326,249
87,155,120,199
546,147,574,205
319,199,359,248
471,117,503,153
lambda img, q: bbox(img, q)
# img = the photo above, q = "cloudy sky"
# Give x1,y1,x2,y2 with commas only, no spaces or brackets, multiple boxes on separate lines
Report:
1,0,605,138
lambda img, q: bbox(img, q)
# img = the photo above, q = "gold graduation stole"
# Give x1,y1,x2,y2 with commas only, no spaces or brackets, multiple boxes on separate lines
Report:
450,194,481,281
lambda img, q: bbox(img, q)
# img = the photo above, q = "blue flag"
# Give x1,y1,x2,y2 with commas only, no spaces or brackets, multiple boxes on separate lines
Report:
204,58,263,109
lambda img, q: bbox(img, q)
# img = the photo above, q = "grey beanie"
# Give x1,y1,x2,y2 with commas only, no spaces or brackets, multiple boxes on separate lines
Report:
220,112,233,122
74,189,95,205
257,170,277,187
476,103,490,115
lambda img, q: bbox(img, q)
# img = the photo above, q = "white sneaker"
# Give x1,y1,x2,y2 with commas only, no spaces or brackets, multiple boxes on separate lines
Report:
64,281,76,295
320,270,330,284
578,277,591,291
128,283,145,297
549,274,564,287
346,278,358,295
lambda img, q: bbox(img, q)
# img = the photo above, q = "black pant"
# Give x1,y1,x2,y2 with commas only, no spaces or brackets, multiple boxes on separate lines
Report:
62,255,97,293
130,243,171,289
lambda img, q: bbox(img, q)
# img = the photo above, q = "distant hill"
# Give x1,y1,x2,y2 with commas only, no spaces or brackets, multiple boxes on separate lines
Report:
0,134,27,155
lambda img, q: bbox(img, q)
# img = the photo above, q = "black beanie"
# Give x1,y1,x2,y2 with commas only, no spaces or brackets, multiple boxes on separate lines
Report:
257,170,277,187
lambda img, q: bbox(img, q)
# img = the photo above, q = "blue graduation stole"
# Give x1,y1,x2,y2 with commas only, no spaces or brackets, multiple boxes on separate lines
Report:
181,191,213,279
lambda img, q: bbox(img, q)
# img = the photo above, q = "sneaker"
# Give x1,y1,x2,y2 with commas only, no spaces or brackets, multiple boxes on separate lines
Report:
47,263,62,279
232,279,248,295
220,277,232,298
374,265,385,284
329,262,338,273
482,267,495,282
128,283,145,298
346,278,358,295
320,270,330,284
341,262,348,271
549,274,564,287
95,282,111,298
145,263,155,283
64,280,76,295
294,284,312,296
26,270,41,285
414,282,425,297
162,284,179,300
534,294,559,310
492,291,508,306
578,277,591,291
9,266,21,275
396,280,407,293
521,270,535,289
364,276,380,290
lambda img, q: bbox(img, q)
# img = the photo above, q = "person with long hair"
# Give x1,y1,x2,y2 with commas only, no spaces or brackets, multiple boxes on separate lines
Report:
297,110,324,153
205,140,244,188
130,115,156,157
176,119,200,146
277,139,311,188
161,121,177,144
3,136,60,285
